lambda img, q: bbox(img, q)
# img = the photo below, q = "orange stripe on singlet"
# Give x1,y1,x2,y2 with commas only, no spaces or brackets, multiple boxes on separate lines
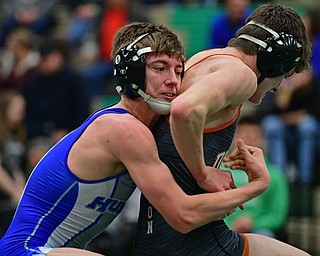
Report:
203,106,241,133
241,234,249,256
165,105,241,133
185,52,244,72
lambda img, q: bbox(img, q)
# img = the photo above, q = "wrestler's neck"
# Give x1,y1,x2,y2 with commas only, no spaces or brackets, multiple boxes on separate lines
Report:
116,98,161,128
225,47,259,77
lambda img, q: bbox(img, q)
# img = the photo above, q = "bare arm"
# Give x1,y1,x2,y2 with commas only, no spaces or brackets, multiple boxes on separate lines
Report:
169,72,228,186
170,64,256,190
117,119,269,233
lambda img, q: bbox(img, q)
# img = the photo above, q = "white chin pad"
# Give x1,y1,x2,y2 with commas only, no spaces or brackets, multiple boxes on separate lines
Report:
149,99,171,115
137,89,171,115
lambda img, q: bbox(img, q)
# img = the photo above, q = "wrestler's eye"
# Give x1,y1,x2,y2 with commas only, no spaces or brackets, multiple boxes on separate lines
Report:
176,69,182,77
155,66,165,72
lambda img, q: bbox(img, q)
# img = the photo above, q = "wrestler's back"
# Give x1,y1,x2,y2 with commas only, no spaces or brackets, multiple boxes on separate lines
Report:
0,108,136,256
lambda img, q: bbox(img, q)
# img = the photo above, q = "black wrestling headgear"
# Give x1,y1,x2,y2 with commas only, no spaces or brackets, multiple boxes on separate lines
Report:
113,33,172,115
238,21,302,78
114,33,152,99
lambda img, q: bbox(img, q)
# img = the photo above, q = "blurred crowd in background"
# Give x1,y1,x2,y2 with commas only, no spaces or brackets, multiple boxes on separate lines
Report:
0,0,320,255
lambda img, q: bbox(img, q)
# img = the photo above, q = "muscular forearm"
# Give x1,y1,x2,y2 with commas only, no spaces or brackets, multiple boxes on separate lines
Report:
138,145,269,234
180,179,269,233
170,102,208,183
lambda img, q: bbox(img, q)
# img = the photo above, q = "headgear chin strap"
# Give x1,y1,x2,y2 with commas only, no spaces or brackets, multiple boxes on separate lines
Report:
238,20,302,79
134,86,171,115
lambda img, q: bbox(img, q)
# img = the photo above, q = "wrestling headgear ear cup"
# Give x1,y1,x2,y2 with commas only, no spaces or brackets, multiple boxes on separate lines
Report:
114,33,152,99
238,21,302,78
113,33,173,115
257,32,302,77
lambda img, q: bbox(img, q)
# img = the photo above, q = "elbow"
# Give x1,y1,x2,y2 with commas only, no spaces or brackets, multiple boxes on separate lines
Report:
171,98,204,124
170,99,190,121
165,210,199,234
171,220,194,234
176,226,193,235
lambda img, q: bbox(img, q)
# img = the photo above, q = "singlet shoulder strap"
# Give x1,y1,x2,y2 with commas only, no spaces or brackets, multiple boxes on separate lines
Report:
186,53,243,72
165,105,242,133
85,107,130,122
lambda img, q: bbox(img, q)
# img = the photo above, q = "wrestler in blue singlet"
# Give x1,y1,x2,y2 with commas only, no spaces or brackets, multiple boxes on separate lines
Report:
0,107,136,256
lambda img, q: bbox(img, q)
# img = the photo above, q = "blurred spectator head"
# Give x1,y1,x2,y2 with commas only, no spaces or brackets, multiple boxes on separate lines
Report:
38,38,69,75
5,27,36,55
234,115,263,148
26,136,53,172
224,0,250,23
304,9,320,40
0,90,26,145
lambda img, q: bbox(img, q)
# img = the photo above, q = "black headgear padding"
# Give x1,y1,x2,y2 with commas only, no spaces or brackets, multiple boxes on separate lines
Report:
114,34,152,99
238,21,302,78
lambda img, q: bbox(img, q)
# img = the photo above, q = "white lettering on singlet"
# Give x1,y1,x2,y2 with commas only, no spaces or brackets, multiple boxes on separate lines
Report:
213,151,227,168
147,205,153,234
147,221,153,234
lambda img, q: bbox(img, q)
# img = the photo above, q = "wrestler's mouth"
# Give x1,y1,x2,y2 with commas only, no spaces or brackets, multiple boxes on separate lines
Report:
163,93,176,101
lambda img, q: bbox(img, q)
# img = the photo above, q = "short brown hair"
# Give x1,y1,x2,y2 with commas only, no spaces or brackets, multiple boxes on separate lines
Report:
228,3,311,73
111,22,186,63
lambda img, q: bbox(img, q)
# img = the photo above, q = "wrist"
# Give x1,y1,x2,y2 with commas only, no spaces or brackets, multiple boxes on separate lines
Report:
195,170,208,185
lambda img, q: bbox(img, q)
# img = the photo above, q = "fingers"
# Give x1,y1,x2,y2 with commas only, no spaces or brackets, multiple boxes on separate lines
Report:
224,139,248,162
224,139,255,163
228,165,246,170
223,149,240,162
236,139,250,156
224,159,247,171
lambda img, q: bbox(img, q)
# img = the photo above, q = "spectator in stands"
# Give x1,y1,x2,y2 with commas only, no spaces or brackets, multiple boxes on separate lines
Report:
259,8,320,186
224,115,289,240
304,9,320,80
0,90,27,237
0,0,59,47
303,9,320,184
0,27,40,92
208,0,251,48
259,69,318,185
63,0,103,48
21,38,90,142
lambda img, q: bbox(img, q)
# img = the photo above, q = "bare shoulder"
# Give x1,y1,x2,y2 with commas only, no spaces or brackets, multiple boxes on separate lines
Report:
92,113,151,138
219,58,257,102
221,56,256,80
68,112,155,178
91,113,155,151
